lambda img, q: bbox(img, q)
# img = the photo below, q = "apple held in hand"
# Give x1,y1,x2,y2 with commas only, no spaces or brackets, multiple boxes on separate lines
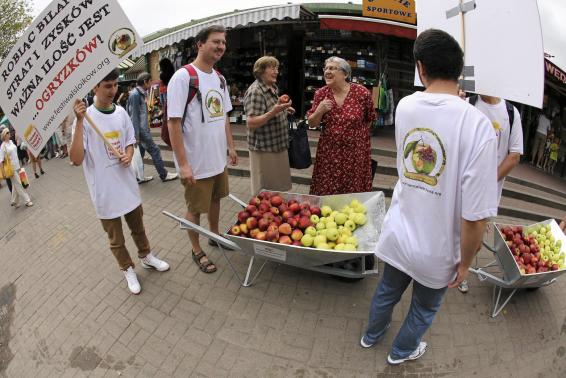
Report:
279,94,290,104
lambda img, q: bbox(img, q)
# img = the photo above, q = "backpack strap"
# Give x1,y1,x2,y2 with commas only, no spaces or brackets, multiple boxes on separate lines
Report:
469,94,478,106
504,100,514,135
182,64,204,123
214,69,226,91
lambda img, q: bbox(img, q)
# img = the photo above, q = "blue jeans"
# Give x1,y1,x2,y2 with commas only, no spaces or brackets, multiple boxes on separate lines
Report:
364,263,447,359
138,126,167,180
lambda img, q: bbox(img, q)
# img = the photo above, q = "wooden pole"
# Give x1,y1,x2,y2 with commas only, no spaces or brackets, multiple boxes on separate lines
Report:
84,113,122,158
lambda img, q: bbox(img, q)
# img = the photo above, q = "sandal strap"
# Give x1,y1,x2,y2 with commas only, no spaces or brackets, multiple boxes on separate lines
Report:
192,250,206,260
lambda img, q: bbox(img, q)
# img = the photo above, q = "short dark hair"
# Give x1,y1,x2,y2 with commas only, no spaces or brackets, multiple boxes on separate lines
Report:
136,72,152,86
413,29,464,82
159,58,175,86
99,68,120,84
194,25,226,47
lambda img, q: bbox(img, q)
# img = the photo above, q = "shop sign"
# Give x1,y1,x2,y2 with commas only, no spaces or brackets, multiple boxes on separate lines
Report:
545,59,566,85
362,0,416,25
0,0,141,156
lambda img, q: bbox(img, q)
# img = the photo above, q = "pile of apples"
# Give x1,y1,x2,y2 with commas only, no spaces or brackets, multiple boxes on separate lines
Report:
499,224,565,275
227,192,368,251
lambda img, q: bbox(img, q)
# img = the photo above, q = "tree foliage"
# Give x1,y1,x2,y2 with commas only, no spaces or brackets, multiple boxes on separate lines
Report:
0,0,33,62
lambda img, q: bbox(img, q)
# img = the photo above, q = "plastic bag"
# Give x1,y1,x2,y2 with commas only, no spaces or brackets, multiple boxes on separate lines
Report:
132,145,144,181
19,168,29,188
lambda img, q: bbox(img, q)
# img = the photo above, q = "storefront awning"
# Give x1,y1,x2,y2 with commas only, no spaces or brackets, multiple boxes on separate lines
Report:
118,58,136,70
132,4,306,58
318,15,417,40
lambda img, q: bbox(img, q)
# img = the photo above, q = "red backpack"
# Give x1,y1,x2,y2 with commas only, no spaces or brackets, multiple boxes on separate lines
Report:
161,64,226,147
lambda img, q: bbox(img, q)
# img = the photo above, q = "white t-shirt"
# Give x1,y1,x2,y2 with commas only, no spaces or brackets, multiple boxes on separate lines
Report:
167,64,232,179
470,97,523,201
376,92,498,289
72,105,141,219
536,114,550,135
0,140,20,172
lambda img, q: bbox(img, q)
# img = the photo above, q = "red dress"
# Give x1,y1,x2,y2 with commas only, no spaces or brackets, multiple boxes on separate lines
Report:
308,84,376,196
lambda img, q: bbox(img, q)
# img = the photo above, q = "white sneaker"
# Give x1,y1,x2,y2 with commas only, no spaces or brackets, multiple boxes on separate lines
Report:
138,176,153,184
387,342,427,365
123,267,141,294
458,280,469,293
161,172,178,182
141,253,170,272
25,201,34,207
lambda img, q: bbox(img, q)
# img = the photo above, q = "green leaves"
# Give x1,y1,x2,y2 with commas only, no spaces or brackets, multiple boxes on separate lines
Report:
403,140,417,159
0,0,33,62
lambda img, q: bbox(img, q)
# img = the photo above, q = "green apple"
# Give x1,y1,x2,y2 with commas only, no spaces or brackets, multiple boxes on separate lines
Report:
305,226,317,237
310,214,320,224
331,211,339,218
321,205,332,217
327,242,336,249
326,221,337,230
346,236,358,247
316,242,330,250
344,220,356,232
354,213,367,226
336,235,348,245
343,243,356,251
334,243,346,251
353,204,366,214
326,228,339,241
313,234,327,247
317,229,328,238
301,234,314,247
319,217,327,224
557,240,562,248
316,222,326,231
340,228,352,237
326,216,335,223
335,212,347,225
532,231,538,237
350,199,361,207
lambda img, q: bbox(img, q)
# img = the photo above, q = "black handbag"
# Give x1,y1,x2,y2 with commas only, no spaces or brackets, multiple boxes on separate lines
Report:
288,116,312,169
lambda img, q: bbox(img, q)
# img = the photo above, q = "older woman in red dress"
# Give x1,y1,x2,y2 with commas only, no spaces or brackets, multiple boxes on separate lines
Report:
307,57,376,195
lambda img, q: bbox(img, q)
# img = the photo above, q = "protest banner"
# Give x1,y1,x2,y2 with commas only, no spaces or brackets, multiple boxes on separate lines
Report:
415,0,544,108
0,0,142,156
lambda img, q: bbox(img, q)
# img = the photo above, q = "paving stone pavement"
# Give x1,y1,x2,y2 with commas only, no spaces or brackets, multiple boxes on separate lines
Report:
0,158,565,378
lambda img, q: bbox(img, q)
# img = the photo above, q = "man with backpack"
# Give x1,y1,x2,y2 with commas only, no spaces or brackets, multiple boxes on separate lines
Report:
167,25,238,274
128,72,178,183
458,94,523,293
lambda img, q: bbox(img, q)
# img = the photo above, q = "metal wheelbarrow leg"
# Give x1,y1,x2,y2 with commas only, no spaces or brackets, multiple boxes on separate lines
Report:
162,211,268,287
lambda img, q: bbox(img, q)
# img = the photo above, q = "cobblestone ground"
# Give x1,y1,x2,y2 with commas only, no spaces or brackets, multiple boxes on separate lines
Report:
0,159,565,377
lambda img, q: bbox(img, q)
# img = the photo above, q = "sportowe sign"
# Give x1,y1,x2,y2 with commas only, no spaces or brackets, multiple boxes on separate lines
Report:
0,0,141,156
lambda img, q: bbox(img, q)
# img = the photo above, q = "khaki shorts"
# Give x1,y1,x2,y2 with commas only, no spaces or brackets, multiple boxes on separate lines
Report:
181,168,229,214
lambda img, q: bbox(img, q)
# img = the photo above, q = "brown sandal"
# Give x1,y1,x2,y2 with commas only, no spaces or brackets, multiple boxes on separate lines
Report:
192,250,217,273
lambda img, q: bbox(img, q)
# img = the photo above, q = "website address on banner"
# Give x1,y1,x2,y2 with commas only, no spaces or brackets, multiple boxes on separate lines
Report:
42,57,111,131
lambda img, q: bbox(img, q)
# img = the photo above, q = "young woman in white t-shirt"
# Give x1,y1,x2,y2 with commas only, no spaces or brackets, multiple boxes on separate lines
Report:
0,128,33,207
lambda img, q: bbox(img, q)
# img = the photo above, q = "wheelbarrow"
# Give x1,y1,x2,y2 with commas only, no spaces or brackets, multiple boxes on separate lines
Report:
163,190,386,287
468,219,566,317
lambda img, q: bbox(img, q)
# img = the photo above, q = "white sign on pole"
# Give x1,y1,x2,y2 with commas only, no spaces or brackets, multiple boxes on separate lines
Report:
415,0,545,108
0,0,141,156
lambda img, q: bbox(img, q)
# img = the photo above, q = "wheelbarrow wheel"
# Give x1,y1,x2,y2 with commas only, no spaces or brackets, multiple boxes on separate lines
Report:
331,255,376,282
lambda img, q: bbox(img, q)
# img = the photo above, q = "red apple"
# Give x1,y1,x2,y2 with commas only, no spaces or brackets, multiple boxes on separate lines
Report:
291,229,303,241
237,211,250,223
292,241,302,246
300,202,310,211
289,203,300,214
270,195,283,207
518,244,526,254
288,217,298,228
246,204,257,214
278,204,288,213
300,209,311,218
310,206,321,216
266,229,279,242
258,191,272,201
273,216,283,226
249,197,261,206
278,223,292,235
278,235,292,244
230,225,241,236
551,264,559,271
258,218,269,231
259,201,271,213
250,228,260,238
270,207,280,216
298,216,311,229
287,199,298,206
246,217,258,230
282,210,294,220
263,212,275,224
527,266,536,274
255,231,266,241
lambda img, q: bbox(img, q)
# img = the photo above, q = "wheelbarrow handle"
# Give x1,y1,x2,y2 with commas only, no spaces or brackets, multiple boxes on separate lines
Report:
162,211,241,251
468,267,517,288
229,193,247,208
